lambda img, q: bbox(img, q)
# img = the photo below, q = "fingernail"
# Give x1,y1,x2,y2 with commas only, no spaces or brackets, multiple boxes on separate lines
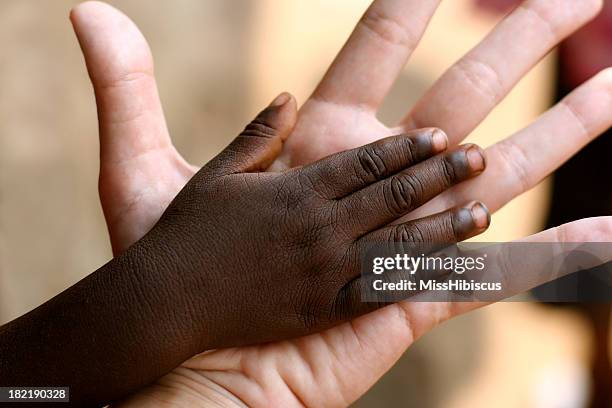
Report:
466,146,485,173
469,201,491,230
431,129,448,152
269,92,291,108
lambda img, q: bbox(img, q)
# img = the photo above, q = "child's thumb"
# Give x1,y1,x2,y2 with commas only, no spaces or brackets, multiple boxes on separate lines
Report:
208,93,298,175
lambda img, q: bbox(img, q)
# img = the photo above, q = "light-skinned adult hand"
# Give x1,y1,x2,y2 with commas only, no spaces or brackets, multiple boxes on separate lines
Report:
70,0,612,406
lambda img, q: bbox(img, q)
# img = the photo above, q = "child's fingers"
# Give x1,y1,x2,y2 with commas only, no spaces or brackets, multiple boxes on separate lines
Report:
302,129,448,199
335,202,490,318
360,201,490,246
332,218,612,327
70,1,172,164
341,144,486,235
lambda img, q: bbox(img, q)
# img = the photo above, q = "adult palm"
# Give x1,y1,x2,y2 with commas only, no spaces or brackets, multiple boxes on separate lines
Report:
70,1,612,406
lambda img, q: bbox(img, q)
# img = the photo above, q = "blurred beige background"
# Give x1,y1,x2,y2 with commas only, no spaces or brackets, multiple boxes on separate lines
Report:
0,1,597,407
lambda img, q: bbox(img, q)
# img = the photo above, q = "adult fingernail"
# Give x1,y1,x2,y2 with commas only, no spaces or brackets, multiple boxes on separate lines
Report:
269,92,291,108
431,129,448,152
466,145,485,173
469,201,491,230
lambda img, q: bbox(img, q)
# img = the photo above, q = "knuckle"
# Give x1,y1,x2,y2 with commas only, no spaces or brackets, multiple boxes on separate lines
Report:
452,57,504,105
241,119,277,139
392,224,425,244
95,69,155,91
356,145,388,181
494,140,532,194
560,98,589,137
517,2,557,42
397,135,418,163
440,153,460,184
385,174,422,215
495,246,515,291
359,8,416,48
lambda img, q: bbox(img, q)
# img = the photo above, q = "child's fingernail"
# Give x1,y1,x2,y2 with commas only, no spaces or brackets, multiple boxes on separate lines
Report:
431,129,448,152
466,145,485,173
469,201,491,230
269,92,291,108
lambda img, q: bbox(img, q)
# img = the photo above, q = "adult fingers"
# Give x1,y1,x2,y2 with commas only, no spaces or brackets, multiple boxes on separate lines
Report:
406,68,612,219
401,0,603,144
312,0,441,110
447,216,612,318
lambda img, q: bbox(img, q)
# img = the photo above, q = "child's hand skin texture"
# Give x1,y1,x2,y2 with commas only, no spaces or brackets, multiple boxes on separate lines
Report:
145,94,488,347
19,0,606,406
0,95,489,406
